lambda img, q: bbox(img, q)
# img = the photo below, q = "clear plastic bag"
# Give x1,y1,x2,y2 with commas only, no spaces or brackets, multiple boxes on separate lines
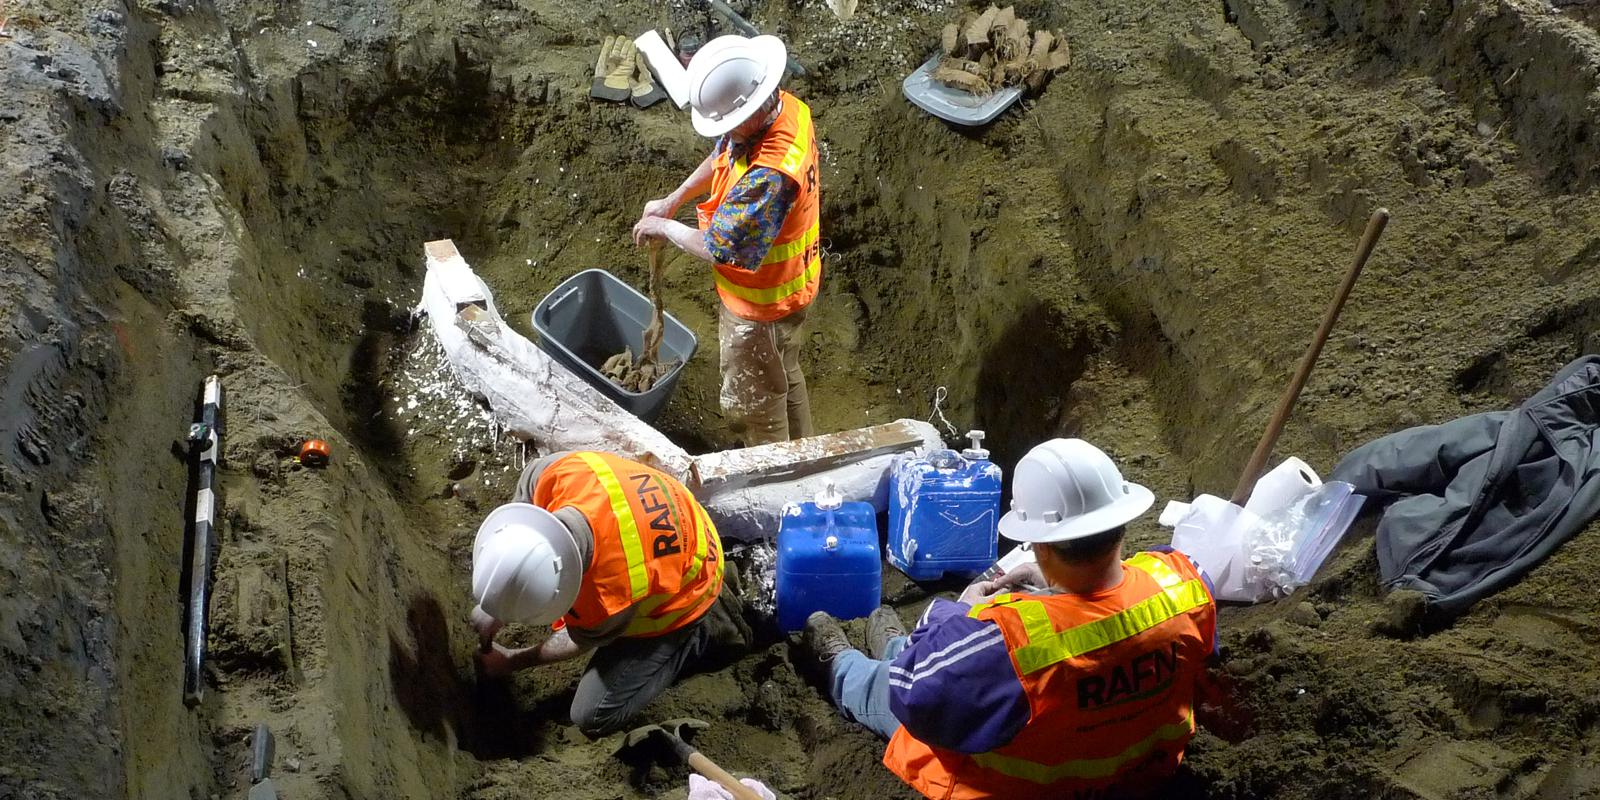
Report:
1243,482,1365,599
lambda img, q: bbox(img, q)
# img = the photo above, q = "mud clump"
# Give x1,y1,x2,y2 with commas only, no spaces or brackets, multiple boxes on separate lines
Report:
603,247,679,393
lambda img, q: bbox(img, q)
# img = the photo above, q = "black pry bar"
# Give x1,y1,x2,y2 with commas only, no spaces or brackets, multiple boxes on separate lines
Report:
706,0,808,77
184,375,222,707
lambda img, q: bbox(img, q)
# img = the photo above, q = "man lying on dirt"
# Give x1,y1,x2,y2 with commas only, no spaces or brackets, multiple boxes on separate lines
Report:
803,439,1219,799
469,450,749,736
632,33,820,446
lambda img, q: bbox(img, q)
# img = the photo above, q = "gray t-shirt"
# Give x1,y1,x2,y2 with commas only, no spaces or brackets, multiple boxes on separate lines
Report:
513,452,638,648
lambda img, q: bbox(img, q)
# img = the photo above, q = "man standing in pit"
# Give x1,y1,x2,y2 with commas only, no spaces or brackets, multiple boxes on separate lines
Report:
632,34,820,446
470,450,748,736
803,439,1219,799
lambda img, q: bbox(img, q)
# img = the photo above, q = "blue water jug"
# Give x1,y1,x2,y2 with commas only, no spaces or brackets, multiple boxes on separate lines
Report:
887,430,1003,580
775,484,881,633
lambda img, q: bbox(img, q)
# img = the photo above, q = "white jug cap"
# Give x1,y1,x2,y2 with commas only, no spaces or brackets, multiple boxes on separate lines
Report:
815,481,843,510
961,429,989,460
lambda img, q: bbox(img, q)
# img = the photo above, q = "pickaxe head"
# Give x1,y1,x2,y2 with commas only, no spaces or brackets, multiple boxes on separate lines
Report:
618,717,709,755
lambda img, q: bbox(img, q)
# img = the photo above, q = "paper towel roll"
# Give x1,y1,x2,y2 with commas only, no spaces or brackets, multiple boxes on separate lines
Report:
1243,457,1321,519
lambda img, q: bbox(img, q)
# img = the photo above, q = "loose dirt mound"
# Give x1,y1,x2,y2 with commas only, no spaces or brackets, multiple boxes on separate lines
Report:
4,0,1600,798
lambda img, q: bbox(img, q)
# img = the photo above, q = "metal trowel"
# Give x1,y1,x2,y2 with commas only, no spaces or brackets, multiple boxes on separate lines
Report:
248,723,278,800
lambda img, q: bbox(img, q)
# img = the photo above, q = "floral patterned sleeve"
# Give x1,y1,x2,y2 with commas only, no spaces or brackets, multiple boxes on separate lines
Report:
705,166,800,272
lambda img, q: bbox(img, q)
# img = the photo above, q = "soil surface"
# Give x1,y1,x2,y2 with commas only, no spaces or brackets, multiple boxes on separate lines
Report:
4,0,1600,798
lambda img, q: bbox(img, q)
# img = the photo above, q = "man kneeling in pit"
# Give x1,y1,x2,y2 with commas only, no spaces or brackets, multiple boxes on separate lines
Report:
470,450,750,736
803,439,1219,799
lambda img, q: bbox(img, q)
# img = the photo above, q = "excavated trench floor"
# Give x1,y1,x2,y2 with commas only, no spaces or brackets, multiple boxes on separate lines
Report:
7,0,1600,798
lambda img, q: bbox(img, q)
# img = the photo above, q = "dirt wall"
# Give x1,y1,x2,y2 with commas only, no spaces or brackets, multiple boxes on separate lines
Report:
0,1,517,796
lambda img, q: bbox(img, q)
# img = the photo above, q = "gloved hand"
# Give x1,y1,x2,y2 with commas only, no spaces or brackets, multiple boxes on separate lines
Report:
687,774,777,800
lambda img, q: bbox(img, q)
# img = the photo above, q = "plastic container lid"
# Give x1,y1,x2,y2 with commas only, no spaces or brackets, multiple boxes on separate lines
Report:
901,54,1024,127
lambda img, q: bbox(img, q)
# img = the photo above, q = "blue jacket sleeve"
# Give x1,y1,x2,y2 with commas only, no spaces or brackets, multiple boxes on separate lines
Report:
887,599,1030,754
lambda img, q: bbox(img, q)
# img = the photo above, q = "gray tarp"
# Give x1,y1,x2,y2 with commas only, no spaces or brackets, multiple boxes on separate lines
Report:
1330,355,1600,618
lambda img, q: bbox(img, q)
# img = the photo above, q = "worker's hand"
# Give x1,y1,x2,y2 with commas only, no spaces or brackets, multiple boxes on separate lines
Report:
477,642,520,678
993,562,1046,592
469,604,504,646
640,196,677,221
632,215,669,247
958,579,1006,606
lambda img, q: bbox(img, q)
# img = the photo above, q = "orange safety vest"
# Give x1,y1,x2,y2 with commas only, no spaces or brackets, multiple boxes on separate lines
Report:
883,551,1216,800
532,452,724,638
695,90,822,323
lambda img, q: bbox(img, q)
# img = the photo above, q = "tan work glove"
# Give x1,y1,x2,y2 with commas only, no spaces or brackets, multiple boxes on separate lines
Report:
589,35,634,102
631,48,668,108
604,38,638,100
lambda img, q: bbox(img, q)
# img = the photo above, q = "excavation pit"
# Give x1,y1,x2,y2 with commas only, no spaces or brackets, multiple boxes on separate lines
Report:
6,0,1600,798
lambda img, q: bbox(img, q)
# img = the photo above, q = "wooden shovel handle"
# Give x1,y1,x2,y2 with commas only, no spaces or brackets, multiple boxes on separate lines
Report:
1229,208,1390,506
684,749,764,800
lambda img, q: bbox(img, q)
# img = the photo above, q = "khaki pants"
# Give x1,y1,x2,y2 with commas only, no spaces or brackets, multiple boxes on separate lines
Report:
718,304,813,446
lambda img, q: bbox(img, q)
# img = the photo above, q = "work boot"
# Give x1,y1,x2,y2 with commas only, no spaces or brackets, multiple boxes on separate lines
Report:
866,606,908,661
801,611,852,665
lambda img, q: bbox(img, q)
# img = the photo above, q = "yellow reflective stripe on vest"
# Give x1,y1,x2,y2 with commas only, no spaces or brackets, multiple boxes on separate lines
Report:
975,556,1207,675
970,712,1194,783
714,250,822,304
1126,552,1183,589
1010,579,1209,674
576,453,650,601
622,502,723,636
778,105,812,175
760,221,820,266
968,592,1016,617
971,594,1055,645
623,555,722,635
624,579,718,635
686,500,715,582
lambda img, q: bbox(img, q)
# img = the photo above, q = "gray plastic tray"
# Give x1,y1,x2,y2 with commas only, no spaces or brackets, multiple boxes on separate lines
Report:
901,53,1024,127
532,268,697,423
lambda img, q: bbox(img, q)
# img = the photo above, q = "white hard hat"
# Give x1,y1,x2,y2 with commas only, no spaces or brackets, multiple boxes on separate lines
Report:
999,439,1155,543
471,503,583,626
686,35,787,138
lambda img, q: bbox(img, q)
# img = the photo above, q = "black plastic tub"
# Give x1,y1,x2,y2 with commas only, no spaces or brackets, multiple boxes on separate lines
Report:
531,268,697,423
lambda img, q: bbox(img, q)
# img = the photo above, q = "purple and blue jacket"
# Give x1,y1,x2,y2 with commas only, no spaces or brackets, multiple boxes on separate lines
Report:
887,550,1218,753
